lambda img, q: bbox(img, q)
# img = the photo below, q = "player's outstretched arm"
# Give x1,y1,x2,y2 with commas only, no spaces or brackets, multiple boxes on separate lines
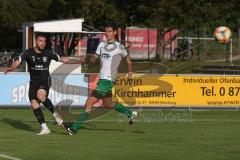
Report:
3,60,21,74
60,57,85,64
126,56,133,79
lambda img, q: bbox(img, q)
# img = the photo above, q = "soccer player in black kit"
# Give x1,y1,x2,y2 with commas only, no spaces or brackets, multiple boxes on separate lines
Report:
4,33,81,135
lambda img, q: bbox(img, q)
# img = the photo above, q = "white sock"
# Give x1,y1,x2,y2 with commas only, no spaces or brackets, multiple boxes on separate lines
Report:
53,111,57,116
41,123,48,129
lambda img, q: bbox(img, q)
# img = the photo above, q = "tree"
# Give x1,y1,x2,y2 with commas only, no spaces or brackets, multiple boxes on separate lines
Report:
0,0,51,49
0,0,240,50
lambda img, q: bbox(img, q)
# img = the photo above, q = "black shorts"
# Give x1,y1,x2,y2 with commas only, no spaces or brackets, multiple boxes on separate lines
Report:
28,81,50,102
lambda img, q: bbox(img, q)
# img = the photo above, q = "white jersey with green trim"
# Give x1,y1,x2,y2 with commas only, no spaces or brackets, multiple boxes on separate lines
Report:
96,40,128,81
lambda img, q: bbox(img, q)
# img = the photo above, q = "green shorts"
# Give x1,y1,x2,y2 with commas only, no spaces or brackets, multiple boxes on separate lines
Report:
91,79,113,98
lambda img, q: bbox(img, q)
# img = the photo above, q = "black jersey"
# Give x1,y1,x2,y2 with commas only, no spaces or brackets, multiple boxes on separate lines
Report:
18,48,61,82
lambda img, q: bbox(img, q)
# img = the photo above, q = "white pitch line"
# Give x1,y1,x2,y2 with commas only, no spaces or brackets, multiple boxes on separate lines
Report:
0,154,23,160
4,118,240,123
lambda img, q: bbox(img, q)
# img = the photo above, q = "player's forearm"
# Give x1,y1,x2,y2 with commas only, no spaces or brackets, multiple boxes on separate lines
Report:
61,57,84,64
126,57,133,74
10,61,20,71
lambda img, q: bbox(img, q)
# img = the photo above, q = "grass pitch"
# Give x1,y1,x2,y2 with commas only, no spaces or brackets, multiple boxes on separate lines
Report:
0,108,240,160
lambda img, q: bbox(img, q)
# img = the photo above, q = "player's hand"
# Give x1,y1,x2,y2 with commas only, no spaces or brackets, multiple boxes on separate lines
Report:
3,67,12,75
127,72,133,79
60,57,69,63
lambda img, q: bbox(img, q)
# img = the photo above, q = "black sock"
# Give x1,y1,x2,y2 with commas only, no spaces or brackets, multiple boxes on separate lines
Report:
42,98,55,113
33,107,45,124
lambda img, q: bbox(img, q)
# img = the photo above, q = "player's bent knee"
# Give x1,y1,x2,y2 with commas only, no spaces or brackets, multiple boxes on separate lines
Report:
36,95,46,103
37,89,47,102
103,98,115,108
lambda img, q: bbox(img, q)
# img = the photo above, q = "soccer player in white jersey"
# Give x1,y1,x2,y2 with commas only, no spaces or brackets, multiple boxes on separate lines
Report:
65,23,137,135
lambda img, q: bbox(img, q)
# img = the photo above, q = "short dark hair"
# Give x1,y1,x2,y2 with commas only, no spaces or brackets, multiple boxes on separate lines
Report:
35,32,47,40
105,22,118,31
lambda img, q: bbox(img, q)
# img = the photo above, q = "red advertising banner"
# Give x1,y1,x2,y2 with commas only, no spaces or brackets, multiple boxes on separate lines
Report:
125,27,157,59
163,29,178,60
